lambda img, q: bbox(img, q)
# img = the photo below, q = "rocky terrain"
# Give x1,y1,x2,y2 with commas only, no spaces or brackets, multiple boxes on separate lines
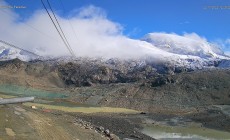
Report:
0,58,230,112
0,58,230,139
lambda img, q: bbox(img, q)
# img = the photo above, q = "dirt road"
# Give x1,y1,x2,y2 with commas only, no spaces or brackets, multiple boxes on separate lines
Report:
0,104,107,140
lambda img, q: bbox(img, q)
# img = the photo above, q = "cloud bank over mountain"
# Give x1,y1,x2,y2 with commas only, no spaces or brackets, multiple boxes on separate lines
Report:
0,0,229,61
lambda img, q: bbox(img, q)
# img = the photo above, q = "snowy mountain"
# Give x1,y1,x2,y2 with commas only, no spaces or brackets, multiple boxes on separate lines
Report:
0,45,38,61
141,33,230,69
141,33,226,59
1,33,230,70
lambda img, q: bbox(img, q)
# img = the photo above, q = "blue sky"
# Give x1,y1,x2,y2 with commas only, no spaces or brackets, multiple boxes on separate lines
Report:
1,0,230,55
6,0,230,40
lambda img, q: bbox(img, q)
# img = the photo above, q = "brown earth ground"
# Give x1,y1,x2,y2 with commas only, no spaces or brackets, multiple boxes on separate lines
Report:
0,103,109,140
0,93,153,140
1,59,230,139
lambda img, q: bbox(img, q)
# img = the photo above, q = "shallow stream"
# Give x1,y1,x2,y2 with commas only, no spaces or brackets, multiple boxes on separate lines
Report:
0,84,68,99
142,116,230,140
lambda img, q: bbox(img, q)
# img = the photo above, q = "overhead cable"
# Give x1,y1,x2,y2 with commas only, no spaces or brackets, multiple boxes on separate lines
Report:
59,0,78,42
0,39,42,58
40,0,76,57
46,0,76,57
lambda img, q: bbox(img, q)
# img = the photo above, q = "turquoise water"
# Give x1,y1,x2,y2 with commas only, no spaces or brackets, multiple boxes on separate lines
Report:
142,124,230,140
0,84,68,99
39,99,98,107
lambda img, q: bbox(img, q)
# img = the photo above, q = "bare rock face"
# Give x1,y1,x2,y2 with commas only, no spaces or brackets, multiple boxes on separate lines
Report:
5,57,221,88
57,59,160,87
0,58,160,87
0,58,64,88
151,76,176,87
58,62,113,86
0,58,25,72
0,58,229,89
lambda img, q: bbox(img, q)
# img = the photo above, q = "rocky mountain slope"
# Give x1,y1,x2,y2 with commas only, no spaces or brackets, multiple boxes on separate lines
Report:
0,58,230,112
0,34,230,112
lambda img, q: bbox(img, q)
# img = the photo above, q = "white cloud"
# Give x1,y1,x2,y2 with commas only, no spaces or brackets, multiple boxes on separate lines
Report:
183,32,207,42
0,0,228,61
225,51,230,56
75,5,106,19
0,2,153,59
142,32,226,58
212,38,230,56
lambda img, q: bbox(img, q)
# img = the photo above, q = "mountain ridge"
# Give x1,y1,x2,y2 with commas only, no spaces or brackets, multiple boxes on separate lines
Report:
1,33,230,71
